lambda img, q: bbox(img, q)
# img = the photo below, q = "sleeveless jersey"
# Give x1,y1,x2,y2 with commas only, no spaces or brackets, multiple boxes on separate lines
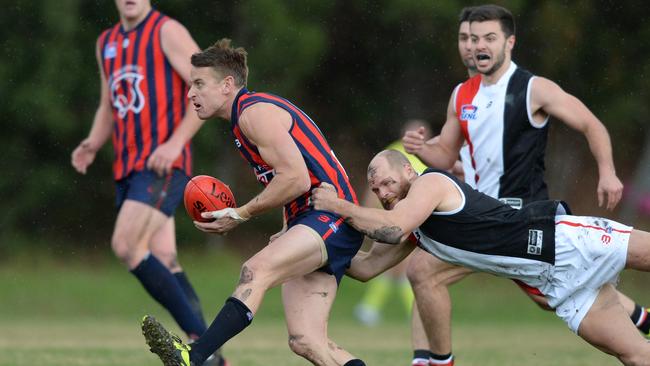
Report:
454,62,549,208
98,9,191,180
413,168,568,286
230,88,358,223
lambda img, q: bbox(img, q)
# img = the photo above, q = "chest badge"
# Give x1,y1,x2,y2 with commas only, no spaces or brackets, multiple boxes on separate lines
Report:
460,104,478,121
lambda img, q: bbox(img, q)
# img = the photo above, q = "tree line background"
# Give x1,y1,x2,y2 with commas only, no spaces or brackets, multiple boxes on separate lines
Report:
1,0,648,259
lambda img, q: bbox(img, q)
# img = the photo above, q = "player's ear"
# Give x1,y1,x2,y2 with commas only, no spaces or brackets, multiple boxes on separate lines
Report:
223,75,235,93
404,163,415,178
506,34,515,52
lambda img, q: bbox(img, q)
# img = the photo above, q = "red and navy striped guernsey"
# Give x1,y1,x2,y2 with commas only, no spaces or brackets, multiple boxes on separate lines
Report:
98,9,191,180
231,89,358,222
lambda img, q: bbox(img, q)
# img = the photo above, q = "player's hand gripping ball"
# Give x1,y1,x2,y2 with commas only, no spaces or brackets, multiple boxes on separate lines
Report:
184,175,237,222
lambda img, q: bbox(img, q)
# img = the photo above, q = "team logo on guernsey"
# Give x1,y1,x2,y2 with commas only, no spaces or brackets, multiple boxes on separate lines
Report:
109,65,146,118
104,42,117,59
460,104,478,121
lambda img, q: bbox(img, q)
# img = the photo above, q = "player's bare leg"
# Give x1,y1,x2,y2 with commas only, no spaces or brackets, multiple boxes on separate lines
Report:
283,271,356,366
150,223,362,366
578,284,650,366
574,228,650,365
112,199,166,269
149,218,181,272
116,200,206,339
410,301,431,365
618,292,637,317
407,248,473,358
149,216,225,365
231,224,328,314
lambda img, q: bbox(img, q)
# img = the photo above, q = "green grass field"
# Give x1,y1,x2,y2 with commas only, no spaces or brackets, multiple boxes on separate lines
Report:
1,248,645,366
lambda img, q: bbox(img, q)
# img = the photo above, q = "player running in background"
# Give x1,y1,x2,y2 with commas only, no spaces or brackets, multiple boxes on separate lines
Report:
71,1,226,365
402,4,649,366
313,149,650,366
141,38,367,366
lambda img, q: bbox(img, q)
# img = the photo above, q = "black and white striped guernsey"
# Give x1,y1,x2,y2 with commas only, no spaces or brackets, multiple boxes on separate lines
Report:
454,62,549,208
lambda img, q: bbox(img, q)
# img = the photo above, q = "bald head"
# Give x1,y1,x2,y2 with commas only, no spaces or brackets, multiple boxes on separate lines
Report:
367,150,416,210
368,149,412,180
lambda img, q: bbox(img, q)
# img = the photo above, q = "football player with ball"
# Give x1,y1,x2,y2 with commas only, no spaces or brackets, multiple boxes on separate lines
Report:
142,38,367,366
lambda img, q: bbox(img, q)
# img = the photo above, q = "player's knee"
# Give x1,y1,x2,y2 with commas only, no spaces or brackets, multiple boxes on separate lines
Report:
406,256,431,286
287,333,319,360
239,258,272,288
111,234,130,262
151,248,179,271
407,258,449,290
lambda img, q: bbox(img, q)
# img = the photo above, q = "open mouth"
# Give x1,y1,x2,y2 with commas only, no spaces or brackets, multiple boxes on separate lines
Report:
476,54,490,61
382,197,396,209
193,102,202,111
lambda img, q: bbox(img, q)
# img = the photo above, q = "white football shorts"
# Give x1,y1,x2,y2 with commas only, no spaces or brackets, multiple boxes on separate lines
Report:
544,215,632,333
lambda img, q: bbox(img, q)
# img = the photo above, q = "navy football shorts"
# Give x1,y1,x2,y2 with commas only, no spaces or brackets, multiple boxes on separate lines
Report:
288,210,364,284
115,168,189,217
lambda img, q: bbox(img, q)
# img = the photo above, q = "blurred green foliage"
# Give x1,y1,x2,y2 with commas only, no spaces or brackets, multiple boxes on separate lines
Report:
1,0,648,256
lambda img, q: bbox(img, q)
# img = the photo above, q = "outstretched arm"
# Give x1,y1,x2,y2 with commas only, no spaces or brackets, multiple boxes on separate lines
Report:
312,174,446,244
531,77,623,210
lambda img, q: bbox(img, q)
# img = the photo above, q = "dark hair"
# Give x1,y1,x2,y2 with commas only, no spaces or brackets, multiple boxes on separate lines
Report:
191,38,248,87
458,6,476,24
468,4,515,37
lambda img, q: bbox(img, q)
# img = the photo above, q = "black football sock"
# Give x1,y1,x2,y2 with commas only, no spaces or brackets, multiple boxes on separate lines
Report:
343,359,366,366
189,297,253,364
174,272,207,327
631,304,650,334
131,254,207,338
430,352,454,365
412,349,431,365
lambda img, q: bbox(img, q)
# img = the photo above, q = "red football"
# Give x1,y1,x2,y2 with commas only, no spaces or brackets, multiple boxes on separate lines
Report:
183,175,237,222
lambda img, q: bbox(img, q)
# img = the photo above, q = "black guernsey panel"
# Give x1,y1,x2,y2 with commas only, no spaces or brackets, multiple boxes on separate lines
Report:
500,67,549,204
418,168,565,264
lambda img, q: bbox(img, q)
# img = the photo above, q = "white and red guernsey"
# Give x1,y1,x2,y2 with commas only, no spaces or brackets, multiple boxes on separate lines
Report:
454,62,549,209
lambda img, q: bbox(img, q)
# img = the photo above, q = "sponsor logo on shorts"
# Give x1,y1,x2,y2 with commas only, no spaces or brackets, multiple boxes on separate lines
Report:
527,229,543,255
328,222,339,233
601,234,612,244
318,215,330,223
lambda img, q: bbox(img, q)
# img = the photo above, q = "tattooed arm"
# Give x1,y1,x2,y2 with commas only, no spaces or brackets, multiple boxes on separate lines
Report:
311,174,450,244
